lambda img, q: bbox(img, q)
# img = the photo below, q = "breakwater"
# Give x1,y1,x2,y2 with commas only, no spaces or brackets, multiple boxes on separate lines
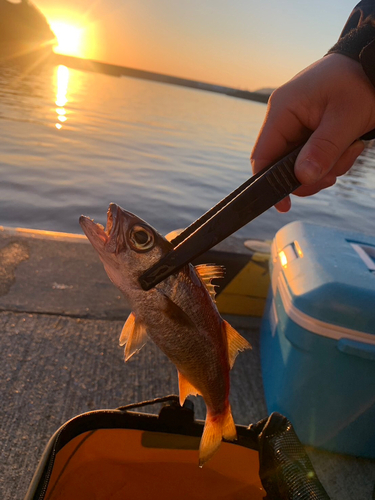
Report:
52,53,270,104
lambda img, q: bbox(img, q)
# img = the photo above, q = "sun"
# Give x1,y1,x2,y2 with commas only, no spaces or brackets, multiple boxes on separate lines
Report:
50,22,83,57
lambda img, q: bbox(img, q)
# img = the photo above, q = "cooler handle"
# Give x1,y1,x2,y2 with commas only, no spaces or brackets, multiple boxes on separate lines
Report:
337,338,375,361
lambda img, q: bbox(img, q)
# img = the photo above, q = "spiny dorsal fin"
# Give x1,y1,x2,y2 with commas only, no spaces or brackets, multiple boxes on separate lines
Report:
178,371,202,406
222,320,252,369
195,264,225,302
119,312,148,361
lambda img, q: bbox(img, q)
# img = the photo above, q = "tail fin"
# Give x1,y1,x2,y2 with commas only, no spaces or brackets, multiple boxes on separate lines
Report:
199,405,237,467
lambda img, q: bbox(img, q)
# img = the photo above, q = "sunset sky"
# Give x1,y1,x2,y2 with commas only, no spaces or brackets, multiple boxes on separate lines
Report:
34,0,357,91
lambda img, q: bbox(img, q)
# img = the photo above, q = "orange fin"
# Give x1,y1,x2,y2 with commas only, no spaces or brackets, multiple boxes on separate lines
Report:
222,320,252,369
195,264,225,302
199,405,237,467
178,371,202,406
119,312,135,346
119,312,148,361
165,229,183,242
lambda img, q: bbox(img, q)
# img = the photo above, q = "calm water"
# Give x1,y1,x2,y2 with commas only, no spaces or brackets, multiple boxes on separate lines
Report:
1,61,375,240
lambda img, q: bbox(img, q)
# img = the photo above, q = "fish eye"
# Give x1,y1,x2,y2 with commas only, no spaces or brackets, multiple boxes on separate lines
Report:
129,225,154,251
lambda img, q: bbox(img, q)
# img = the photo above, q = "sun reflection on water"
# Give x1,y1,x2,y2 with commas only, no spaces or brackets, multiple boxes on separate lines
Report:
55,65,69,129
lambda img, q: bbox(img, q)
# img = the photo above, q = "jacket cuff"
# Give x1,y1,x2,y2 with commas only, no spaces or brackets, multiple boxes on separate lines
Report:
326,5,375,140
327,22,375,62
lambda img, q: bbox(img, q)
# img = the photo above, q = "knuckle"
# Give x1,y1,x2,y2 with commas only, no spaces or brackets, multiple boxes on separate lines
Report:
309,137,340,167
268,86,285,107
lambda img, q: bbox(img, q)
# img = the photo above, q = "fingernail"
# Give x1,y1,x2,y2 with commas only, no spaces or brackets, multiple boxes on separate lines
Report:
295,159,322,185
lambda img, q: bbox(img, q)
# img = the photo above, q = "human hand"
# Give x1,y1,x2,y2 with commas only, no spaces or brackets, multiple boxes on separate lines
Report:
251,53,375,212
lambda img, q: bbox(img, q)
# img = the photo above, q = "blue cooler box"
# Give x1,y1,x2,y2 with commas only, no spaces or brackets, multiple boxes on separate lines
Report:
261,221,375,458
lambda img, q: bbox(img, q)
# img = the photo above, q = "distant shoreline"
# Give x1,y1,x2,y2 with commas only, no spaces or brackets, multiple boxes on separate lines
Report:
52,53,270,104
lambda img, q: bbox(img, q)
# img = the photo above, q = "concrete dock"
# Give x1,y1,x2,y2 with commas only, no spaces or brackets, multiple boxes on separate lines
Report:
0,227,374,499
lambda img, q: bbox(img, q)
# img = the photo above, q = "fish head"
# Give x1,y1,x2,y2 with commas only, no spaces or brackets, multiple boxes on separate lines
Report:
79,203,172,293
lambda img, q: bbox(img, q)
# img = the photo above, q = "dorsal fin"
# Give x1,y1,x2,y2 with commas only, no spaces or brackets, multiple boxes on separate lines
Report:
195,264,225,302
178,371,202,406
119,312,148,361
222,320,252,369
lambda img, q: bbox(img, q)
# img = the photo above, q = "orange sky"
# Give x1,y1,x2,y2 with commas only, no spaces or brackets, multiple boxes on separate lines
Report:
34,0,356,91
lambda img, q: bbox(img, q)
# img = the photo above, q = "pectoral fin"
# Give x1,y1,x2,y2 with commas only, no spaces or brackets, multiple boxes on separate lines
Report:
178,371,202,406
119,312,148,361
161,293,196,329
195,264,225,302
222,320,252,369
119,312,135,346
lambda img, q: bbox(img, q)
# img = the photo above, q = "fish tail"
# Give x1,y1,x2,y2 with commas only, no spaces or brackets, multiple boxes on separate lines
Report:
199,404,237,467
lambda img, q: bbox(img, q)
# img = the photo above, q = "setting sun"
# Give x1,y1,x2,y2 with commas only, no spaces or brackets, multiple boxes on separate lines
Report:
50,21,83,57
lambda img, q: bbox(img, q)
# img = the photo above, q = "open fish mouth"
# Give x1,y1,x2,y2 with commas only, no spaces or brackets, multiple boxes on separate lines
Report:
103,202,119,239
105,204,114,236
80,203,143,254
79,203,120,248
105,203,126,254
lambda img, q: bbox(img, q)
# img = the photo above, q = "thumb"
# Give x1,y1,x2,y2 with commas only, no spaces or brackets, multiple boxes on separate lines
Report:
294,115,359,185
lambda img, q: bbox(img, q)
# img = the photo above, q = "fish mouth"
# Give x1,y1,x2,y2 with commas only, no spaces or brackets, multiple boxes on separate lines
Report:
79,203,123,253
105,202,118,238
105,203,124,253
79,214,108,245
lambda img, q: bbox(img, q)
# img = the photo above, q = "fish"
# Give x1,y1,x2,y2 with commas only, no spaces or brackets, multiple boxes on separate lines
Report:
79,203,251,466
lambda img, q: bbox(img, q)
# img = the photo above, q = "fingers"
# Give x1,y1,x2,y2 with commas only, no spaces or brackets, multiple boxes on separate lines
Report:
270,140,364,208
251,108,365,210
292,173,338,198
249,53,375,214
294,110,365,185
275,196,291,213
250,89,310,174
293,140,364,197
331,139,365,176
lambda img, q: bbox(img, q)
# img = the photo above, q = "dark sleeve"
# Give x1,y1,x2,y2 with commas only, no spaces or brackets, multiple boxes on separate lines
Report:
327,1,375,90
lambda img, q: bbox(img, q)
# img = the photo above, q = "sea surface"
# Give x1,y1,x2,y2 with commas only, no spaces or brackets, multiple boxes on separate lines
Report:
1,61,375,241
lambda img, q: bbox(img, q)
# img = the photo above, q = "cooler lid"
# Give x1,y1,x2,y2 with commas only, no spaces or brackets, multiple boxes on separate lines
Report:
271,221,375,339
